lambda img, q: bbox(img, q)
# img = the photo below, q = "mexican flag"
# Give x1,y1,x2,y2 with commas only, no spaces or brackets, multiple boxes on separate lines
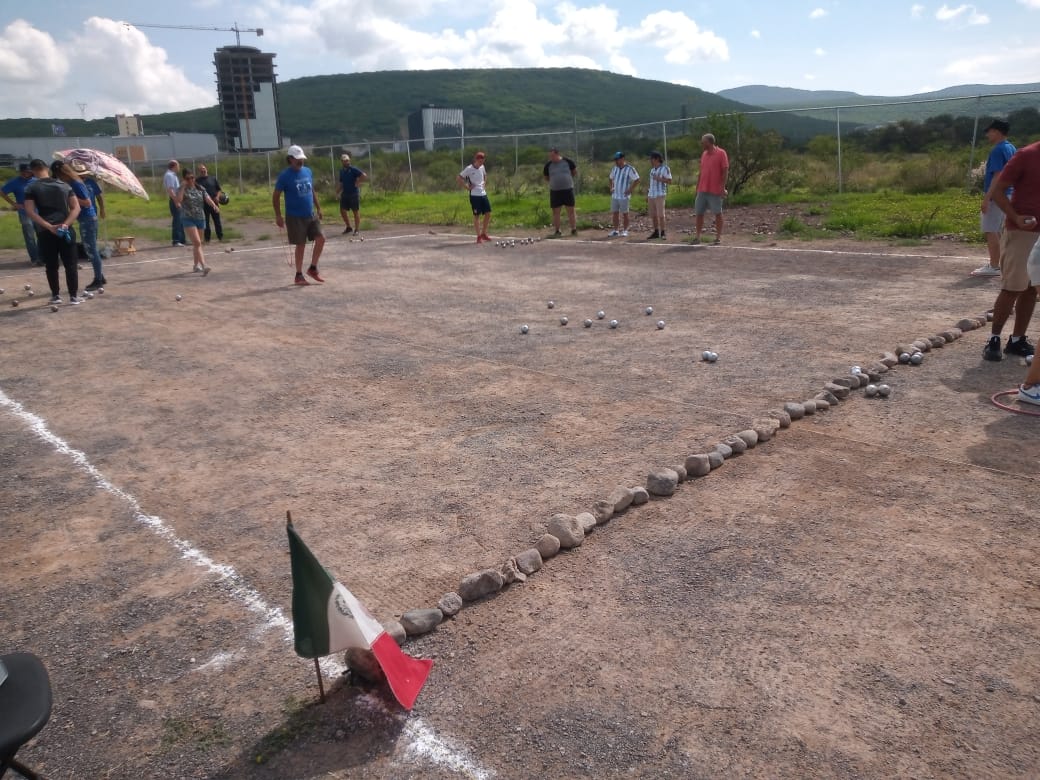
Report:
287,519,433,709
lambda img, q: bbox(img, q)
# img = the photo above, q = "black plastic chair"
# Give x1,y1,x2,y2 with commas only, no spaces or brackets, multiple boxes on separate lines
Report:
0,652,52,780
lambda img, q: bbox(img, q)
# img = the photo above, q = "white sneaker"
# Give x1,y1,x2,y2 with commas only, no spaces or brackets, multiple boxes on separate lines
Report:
621,229,629,237
1018,383,1040,406
68,295,83,305
608,230,619,237
972,265,1001,277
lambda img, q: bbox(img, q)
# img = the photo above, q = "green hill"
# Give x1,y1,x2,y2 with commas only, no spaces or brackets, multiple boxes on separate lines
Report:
0,68,835,146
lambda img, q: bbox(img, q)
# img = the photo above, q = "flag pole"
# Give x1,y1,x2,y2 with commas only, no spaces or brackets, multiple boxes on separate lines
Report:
314,658,326,703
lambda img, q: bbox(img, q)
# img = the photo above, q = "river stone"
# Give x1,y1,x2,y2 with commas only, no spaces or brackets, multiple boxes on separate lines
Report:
547,514,584,548
955,318,977,331
723,435,748,454
736,430,758,448
929,335,945,348
816,389,840,405
346,648,385,683
437,592,463,617
591,500,615,524
769,409,792,428
715,442,734,459
912,339,931,352
383,620,407,646
609,486,634,513
813,398,831,411
401,608,443,636
536,533,561,559
941,329,961,342
895,343,917,357
501,558,528,585
869,362,889,375
630,486,650,505
865,369,883,382
514,548,543,575
670,464,688,482
824,382,851,399
830,377,854,389
646,469,679,496
576,512,597,533
802,400,817,415
754,426,773,443
685,454,711,477
707,450,725,469
879,351,900,367
783,402,805,421
459,568,505,601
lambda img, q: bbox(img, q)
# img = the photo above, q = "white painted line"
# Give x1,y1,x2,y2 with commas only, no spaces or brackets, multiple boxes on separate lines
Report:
0,387,493,778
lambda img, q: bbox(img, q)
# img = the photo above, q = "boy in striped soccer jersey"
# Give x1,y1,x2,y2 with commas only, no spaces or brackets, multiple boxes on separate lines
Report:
608,152,639,237
646,151,672,240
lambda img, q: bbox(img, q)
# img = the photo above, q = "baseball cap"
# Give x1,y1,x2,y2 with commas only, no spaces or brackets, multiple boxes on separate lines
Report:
649,150,663,160
287,144,307,160
340,153,350,161
17,162,30,172
984,119,1010,135
613,151,625,159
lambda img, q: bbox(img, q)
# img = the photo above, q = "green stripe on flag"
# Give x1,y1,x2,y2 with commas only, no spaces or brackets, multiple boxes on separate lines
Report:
287,521,334,659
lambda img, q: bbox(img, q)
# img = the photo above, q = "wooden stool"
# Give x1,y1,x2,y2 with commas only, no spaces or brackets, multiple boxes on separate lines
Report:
112,236,136,255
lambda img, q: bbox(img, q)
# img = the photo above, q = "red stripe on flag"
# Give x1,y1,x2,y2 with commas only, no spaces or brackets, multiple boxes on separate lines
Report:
370,633,434,710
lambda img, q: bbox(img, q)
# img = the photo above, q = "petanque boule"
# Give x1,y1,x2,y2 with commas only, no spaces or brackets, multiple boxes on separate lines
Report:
11,300,19,307
23,284,31,291
645,306,653,315
520,324,529,334
583,319,592,328
50,305,58,313
656,320,665,330
898,352,912,364
877,384,892,397
851,365,862,374
864,384,879,397
596,311,606,319
1027,354,1034,366
609,319,619,329
547,301,555,309
560,316,568,326
27,290,35,297
909,353,923,365
702,350,712,361
97,288,104,294
175,294,183,301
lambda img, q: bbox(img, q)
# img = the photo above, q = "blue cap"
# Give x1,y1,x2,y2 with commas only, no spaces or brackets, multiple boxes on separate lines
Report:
613,151,624,159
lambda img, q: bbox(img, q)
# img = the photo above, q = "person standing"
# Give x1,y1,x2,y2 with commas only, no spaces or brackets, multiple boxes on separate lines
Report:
1,163,41,266
336,154,368,235
458,151,492,243
607,152,639,238
646,151,672,240
983,139,1039,362
543,147,578,237
195,164,225,243
53,161,105,291
974,119,1016,277
164,159,186,247
273,145,326,286
175,169,218,276
23,159,81,305
693,133,729,245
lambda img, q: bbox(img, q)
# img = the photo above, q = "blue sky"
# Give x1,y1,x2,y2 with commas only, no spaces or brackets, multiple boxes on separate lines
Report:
1,0,1038,119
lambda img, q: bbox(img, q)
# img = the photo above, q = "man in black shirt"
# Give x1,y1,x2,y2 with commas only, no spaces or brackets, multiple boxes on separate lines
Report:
24,159,82,305
196,164,225,242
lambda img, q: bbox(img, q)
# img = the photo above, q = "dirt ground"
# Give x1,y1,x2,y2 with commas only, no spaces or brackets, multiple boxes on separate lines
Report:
1,204,1038,779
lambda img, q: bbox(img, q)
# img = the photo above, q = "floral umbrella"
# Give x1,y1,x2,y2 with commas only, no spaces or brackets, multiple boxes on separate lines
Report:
52,148,149,200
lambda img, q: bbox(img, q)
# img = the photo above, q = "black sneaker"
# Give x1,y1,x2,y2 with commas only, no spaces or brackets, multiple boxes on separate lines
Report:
342,226,353,234
647,230,660,240
660,230,666,239
570,228,578,236
983,335,1003,361
1005,336,1035,357
85,280,103,292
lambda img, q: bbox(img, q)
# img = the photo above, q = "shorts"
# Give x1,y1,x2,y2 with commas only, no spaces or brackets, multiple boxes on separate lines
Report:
469,195,492,216
285,215,324,245
694,192,723,216
183,217,205,230
610,196,631,214
980,203,1005,233
1028,235,1040,288
550,189,575,209
999,229,1039,291
339,192,360,212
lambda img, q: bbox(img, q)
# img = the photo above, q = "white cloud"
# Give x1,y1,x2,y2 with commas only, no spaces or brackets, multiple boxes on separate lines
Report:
814,47,826,56
943,46,1040,81
809,8,828,19
910,4,925,17
750,29,761,39
630,10,728,65
1018,0,1040,7
936,4,990,24
803,73,817,80
0,20,70,117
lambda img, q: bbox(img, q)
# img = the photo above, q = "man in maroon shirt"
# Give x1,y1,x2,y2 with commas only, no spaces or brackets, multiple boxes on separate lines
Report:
985,141,1039,364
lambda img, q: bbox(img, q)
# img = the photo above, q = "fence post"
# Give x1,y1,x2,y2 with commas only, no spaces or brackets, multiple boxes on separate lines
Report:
515,135,519,174
237,150,243,194
967,95,981,191
836,107,843,195
267,151,272,189
405,137,414,192
662,122,668,162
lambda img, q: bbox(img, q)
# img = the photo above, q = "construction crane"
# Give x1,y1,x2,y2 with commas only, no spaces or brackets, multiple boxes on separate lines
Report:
124,22,263,47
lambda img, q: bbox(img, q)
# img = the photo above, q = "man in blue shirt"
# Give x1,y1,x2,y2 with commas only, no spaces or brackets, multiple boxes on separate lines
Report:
974,119,1016,277
272,145,326,286
1,163,41,265
335,154,368,235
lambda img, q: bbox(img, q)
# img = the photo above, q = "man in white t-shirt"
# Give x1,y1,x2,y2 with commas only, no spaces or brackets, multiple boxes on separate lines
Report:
457,151,492,243
163,160,185,246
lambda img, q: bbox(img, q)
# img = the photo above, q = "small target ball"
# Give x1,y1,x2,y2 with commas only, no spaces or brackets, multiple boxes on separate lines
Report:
609,319,619,329
583,319,592,328
909,353,923,365
560,316,568,326
656,320,665,329
596,311,606,320
520,324,529,334
877,384,892,397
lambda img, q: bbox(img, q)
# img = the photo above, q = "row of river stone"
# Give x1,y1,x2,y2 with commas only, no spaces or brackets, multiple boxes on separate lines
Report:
346,311,992,680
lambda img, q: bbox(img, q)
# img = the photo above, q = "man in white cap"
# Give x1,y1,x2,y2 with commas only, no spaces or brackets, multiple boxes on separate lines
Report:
336,153,368,235
273,145,325,285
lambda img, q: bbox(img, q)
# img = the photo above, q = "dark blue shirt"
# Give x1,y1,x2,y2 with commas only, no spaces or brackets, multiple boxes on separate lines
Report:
70,180,97,221
338,166,365,195
2,174,36,204
984,139,1016,194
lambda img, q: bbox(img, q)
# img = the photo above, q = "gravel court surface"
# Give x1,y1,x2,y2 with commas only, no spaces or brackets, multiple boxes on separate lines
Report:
2,229,1038,778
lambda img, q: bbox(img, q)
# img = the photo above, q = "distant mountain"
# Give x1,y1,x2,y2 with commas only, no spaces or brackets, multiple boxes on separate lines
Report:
718,83,1040,125
0,68,835,147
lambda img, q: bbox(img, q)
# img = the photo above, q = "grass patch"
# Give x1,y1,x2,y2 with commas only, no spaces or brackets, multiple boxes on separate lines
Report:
161,716,231,751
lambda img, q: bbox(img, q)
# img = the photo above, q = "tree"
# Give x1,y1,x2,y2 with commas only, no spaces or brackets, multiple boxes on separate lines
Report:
692,113,784,195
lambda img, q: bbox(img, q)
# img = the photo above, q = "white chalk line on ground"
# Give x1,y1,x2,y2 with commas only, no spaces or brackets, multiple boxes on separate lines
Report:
0,387,493,779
